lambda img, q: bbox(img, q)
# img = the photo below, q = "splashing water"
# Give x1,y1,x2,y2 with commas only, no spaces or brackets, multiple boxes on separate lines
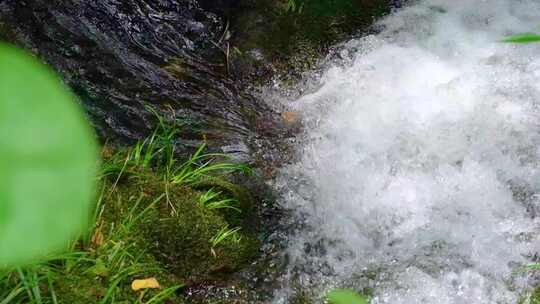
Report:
273,1,540,303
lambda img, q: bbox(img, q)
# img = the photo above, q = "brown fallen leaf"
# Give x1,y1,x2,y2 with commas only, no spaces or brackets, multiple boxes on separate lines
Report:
131,277,161,291
281,111,298,124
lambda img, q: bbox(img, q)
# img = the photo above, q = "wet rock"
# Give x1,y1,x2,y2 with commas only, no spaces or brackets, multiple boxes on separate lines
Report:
0,0,279,159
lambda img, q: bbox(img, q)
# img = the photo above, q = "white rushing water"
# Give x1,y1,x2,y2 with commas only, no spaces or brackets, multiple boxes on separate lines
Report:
272,1,540,303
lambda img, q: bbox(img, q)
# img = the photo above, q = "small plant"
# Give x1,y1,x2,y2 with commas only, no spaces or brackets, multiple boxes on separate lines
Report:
209,225,242,256
128,131,162,170
327,289,369,304
168,143,252,186
198,189,241,212
287,0,305,13
104,106,252,190
126,113,178,172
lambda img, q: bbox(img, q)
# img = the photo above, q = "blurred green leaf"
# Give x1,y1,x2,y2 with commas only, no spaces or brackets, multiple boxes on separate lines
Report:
501,33,540,43
327,289,369,304
527,263,540,270
0,43,97,266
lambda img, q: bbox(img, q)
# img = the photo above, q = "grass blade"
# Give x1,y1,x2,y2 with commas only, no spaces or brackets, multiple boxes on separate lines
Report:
501,33,540,43
0,286,24,304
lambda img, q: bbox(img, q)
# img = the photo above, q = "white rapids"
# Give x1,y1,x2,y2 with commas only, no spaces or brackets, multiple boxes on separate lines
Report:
271,0,540,303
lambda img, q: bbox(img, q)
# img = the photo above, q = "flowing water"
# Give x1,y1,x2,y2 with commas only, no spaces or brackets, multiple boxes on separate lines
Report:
273,0,540,303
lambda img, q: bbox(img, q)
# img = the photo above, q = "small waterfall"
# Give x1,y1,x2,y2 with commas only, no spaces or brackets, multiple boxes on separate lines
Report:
274,0,540,303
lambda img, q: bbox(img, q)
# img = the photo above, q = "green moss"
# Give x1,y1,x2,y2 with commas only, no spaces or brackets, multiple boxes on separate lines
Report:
225,0,394,85
54,268,183,304
192,176,255,227
139,183,258,283
1,128,259,303
99,152,259,284
53,165,259,302
287,37,319,71
54,272,106,304
51,179,185,303
49,236,184,303
530,286,540,304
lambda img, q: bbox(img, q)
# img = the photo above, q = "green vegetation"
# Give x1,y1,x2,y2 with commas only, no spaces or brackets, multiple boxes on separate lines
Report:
0,120,259,303
198,189,241,213
286,0,373,17
227,0,392,85
326,289,369,304
286,0,304,13
0,43,97,266
258,0,388,85
287,288,369,304
210,226,242,249
502,33,540,43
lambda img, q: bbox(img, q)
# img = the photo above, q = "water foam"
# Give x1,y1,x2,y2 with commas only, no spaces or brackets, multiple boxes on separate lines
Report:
273,1,540,303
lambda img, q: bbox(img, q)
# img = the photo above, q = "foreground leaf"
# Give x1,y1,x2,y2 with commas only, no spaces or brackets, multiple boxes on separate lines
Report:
527,263,540,270
327,289,369,304
0,43,97,265
501,33,540,43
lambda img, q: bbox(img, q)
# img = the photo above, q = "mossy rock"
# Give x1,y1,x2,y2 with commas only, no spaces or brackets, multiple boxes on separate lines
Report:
1,139,261,303
140,185,259,283
191,176,256,227
100,169,259,285
54,271,107,304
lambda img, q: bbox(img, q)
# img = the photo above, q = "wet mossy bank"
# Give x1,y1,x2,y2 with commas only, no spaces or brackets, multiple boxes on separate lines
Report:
0,125,280,303
99,170,258,286
86,131,273,303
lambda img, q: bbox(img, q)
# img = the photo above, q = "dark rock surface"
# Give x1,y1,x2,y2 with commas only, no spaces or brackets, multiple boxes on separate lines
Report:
0,0,404,161
0,0,281,159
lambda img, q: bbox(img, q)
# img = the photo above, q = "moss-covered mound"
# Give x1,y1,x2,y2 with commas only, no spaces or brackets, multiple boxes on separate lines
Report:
101,173,259,284
0,125,261,303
